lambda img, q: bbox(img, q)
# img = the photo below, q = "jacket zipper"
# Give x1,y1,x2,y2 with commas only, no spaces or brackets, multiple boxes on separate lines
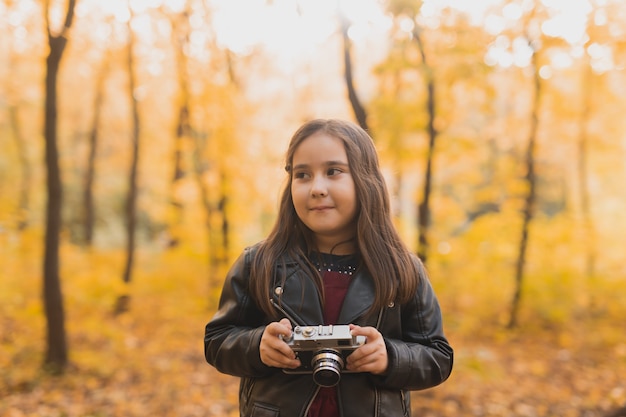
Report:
302,385,321,417
375,307,384,329
374,386,380,417
373,307,384,417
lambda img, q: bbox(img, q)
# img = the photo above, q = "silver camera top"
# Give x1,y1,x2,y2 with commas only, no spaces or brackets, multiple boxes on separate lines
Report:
294,325,350,339
287,324,365,349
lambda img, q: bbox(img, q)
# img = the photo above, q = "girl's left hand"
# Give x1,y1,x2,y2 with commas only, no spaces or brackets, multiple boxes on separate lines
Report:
345,324,388,375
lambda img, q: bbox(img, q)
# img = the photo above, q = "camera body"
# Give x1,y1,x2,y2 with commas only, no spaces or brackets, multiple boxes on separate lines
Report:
282,324,365,387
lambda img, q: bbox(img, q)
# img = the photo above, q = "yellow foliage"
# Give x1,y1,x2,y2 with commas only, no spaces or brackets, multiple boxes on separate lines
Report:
2,221,626,416
1,1,626,416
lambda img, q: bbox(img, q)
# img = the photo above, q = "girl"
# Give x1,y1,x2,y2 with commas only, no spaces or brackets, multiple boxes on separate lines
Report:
204,119,453,417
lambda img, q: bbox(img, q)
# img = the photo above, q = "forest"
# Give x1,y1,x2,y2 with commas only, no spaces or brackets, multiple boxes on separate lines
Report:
1,0,625,416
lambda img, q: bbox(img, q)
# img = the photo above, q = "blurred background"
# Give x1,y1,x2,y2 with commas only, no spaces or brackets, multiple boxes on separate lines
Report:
1,0,625,416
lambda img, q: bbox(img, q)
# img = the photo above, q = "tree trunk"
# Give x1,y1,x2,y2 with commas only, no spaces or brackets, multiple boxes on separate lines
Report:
191,132,215,263
116,13,140,315
9,105,31,230
413,27,437,265
508,46,541,329
218,171,230,265
339,13,368,132
42,0,76,374
172,103,189,187
171,16,191,184
167,10,193,248
83,52,110,246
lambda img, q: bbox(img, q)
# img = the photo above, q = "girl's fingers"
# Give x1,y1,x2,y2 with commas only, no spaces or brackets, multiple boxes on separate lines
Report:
260,319,301,368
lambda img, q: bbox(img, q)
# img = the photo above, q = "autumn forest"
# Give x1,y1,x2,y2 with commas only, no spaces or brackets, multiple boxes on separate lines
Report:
1,0,626,416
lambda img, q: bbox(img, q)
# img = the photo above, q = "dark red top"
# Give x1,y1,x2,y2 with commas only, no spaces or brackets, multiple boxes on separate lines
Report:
307,268,353,417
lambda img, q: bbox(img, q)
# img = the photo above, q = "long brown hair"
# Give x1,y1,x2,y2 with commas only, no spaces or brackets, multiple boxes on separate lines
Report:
250,119,423,317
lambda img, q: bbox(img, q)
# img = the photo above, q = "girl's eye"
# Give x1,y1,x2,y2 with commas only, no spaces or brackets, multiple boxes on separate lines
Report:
293,171,309,179
327,168,343,176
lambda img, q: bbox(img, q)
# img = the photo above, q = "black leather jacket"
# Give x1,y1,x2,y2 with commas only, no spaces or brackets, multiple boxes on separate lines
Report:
204,244,453,417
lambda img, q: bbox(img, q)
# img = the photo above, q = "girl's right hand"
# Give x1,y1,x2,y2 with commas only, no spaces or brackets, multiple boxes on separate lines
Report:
260,318,302,369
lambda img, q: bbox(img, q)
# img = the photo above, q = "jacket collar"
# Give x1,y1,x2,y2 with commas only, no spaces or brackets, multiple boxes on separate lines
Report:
273,256,377,326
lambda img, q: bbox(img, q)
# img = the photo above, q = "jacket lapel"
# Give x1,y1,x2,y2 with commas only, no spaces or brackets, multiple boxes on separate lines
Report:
337,270,376,325
275,264,325,325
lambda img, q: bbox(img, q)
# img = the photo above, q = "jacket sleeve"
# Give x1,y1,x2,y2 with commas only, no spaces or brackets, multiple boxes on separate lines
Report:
378,262,453,391
204,247,274,378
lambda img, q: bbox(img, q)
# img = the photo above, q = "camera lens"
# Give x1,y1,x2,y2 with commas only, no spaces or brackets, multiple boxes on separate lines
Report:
312,349,344,387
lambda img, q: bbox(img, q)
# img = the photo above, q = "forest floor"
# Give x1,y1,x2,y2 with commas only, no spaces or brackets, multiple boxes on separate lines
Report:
1,244,625,417
2,303,625,417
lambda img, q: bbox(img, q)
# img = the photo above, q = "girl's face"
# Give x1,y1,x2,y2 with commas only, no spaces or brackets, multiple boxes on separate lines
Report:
290,132,358,254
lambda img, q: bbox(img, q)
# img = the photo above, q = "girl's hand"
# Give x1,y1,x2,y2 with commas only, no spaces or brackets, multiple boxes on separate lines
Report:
260,318,302,369
345,324,388,375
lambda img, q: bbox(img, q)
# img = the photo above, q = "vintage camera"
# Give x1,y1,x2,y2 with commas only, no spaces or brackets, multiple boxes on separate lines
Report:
282,324,365,387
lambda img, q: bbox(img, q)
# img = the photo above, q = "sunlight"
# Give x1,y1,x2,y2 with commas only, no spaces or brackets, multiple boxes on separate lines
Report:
209,0,388,57
70,0,600,74
423,0,502,26
484,35,534,69
587,42,615,73
62,0,607,75
5,0,39,53
338,0,390,41
90,0,130,23
541,12,588,44
480,0,606,71
210,0,265,55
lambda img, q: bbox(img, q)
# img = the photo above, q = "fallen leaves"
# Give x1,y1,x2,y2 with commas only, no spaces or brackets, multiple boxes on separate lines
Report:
1,244,625,416
413,331,626,417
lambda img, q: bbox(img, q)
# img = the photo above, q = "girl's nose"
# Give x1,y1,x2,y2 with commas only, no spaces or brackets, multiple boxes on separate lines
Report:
310,176,328,197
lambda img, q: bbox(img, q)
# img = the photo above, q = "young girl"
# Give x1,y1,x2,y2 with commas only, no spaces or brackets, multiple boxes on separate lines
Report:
204,119,453,417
